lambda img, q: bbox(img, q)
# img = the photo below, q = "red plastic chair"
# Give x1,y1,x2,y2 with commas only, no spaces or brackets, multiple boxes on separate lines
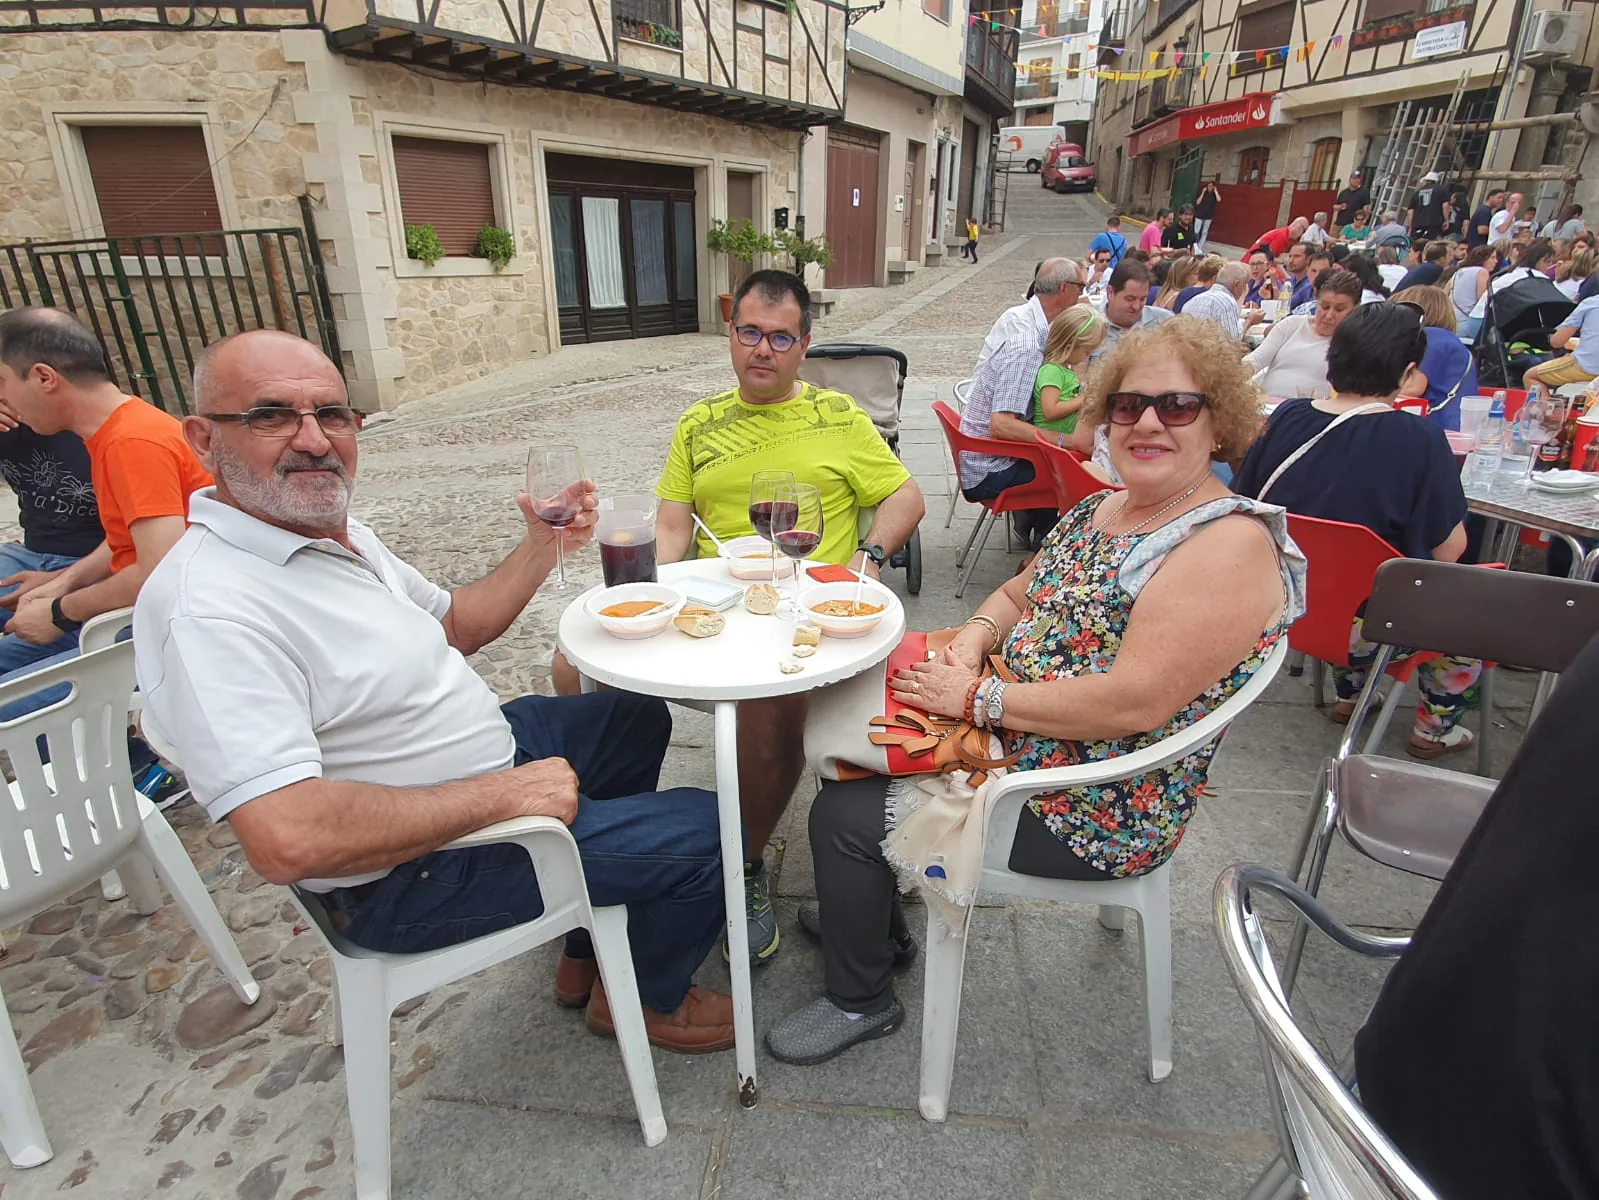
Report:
1393,396,1428,417
1033,429,1124,511
1286,514,1493,774
1501,387,1529,422
932,400,1056,597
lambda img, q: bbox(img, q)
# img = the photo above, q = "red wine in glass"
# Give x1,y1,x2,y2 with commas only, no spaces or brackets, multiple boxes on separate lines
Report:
533,501,579,528
774,529,821,559
749,500,799,541
748,469,796,582
772,481,822,612
528,445,586,592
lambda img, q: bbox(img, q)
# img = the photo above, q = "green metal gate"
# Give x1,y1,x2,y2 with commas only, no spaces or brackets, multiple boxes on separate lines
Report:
1170,145,1205,216
0,208,339,416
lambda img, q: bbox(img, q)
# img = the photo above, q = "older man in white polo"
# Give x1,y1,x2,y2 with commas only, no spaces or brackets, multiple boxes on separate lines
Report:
134,330,734,1053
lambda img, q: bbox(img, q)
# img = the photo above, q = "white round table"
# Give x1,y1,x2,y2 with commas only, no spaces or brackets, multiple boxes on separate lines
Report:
557,559,906,1104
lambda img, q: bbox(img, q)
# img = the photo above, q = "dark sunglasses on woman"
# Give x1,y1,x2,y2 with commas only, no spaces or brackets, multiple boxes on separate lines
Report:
1105,391,1209,427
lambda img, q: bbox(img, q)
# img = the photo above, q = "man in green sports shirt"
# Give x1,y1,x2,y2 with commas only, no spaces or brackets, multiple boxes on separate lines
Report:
656,270,924,967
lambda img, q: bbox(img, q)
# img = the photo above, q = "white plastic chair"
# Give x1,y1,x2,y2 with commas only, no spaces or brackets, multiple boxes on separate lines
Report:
1214,864,1434,1200
286,816,667,1200
917,638,1288,1121
0,640,259,1168
943,378,973,528
77,608,137,903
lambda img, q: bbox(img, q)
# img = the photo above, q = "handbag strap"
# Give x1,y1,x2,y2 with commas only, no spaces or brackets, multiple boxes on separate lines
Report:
1259,402,1391,502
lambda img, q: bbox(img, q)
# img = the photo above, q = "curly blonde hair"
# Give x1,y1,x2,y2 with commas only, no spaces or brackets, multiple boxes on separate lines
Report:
1080,318,1264,460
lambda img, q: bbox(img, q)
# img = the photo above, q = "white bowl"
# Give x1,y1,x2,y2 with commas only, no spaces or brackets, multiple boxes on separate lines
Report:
720,535,798,581
798,580,894,639
584,582,684,640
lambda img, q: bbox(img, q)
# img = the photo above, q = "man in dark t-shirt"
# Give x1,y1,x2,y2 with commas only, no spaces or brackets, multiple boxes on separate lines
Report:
1467,189,1503,249
1332,169,1371,229
1393,239,1451,293
1407,172,1448,238
0,410,104,672
1162,205,1197,254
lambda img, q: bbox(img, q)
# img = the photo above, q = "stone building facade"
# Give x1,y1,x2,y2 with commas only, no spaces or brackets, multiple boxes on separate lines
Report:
0,0,847,410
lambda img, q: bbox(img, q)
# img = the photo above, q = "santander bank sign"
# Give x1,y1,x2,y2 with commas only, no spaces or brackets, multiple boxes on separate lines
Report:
1129,92,1275,157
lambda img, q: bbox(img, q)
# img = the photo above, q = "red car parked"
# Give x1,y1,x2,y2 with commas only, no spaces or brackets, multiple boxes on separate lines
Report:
1041,143,1096,194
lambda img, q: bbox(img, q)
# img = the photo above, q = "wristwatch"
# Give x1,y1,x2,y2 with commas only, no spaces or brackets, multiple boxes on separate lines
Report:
857,541,887,567
50,596,82,635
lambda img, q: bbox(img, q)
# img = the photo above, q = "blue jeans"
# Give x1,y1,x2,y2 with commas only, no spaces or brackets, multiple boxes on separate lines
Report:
0,542,82,677
340,691,725,1013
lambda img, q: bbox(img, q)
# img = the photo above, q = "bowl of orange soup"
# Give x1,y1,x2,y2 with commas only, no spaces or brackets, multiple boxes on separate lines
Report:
585,582,684,639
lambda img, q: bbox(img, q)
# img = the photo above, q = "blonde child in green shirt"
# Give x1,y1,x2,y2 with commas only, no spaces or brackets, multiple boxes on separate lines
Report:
1033,304,1107,436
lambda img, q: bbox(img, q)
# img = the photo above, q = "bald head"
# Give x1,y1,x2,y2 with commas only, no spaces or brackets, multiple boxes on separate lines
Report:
193,329,343,416
1289,216,1310,236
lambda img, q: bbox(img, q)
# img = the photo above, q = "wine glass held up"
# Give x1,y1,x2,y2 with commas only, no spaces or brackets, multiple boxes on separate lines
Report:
772,481,823,615
527,445,594,593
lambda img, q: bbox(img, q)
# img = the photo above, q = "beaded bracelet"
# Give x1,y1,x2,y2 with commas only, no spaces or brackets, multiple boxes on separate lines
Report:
963,614,1002,652
971,677,991,727
963,677,983,724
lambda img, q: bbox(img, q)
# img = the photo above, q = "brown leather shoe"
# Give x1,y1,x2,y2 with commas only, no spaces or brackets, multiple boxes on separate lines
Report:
586,982,735,1054
554,954,599,1008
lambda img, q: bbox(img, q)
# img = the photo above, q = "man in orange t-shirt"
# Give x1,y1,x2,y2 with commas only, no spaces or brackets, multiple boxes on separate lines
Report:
0,307,211,660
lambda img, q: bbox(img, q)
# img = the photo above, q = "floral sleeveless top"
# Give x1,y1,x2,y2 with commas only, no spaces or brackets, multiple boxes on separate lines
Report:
1002,493,1307,878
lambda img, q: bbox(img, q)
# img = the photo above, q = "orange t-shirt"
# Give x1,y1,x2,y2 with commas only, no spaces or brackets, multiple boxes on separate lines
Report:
86,399,213,573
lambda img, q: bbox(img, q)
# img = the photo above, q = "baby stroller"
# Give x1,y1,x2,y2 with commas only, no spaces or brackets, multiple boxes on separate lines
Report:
798,344,923,595
1476,274,1574,389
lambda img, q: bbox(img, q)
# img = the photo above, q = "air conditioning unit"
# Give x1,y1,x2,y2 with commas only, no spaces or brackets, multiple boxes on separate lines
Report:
1523,10,1580,62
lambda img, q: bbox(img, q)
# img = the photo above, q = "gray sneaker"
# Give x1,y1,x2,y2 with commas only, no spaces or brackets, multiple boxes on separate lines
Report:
767,996,905,1065
796,901,918,969
745,861,780,965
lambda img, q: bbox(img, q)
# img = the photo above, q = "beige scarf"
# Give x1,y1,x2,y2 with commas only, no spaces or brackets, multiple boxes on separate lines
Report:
882,736,1008,936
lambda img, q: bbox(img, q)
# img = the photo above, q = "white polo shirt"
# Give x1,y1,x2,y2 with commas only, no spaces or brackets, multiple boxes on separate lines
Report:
133,489,516,890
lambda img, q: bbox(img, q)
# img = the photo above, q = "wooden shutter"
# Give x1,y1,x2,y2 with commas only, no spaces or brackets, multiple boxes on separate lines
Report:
1236,0,1295,50
391,136,497,257
79,125,224,238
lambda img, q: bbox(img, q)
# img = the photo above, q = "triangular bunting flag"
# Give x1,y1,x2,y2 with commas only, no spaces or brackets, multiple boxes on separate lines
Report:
1255,48,1265,62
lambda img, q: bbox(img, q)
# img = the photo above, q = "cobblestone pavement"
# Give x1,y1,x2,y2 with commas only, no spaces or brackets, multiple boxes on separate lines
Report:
0,181,1531,1200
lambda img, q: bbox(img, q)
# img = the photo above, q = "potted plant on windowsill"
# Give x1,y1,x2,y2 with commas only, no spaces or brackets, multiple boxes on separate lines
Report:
706,218,779,321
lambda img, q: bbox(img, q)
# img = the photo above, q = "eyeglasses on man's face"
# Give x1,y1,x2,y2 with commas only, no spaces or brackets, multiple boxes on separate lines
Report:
733,325,801,353
204,405,360,438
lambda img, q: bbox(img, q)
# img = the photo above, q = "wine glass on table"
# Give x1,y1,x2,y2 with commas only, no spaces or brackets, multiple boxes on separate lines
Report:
771,482,823,616
748,469,797,584
1516,392,1568,486
528,445,587,592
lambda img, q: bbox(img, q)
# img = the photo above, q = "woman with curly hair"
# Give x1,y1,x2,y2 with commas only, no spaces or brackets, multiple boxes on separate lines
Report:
1235,302,1477,759
766,319,1305,1065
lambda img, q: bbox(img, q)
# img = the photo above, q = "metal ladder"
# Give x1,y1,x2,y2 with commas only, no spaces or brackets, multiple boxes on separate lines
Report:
1370,72,1469,222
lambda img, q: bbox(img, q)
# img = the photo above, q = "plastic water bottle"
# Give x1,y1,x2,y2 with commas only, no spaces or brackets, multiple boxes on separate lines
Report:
1470,396,1506,487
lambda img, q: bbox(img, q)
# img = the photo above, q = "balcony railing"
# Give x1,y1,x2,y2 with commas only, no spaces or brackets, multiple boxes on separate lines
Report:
967,19,1020,111
1016,80,1059,100
1100,6,1126,40
615,0,682,47
1132,72,1191,125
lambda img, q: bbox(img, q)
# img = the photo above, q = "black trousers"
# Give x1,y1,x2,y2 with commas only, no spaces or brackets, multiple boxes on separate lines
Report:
809,776,1112,1014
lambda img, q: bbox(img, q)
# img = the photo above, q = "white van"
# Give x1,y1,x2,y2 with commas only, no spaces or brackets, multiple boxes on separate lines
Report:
996,124,1067,173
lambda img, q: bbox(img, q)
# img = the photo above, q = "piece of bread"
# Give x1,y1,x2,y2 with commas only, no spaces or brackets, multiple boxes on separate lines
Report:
744,582,781,615
793,623,821,647
674,606,726,638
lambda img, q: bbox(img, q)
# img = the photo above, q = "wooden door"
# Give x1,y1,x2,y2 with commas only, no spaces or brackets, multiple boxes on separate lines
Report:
905,141,926,263
825,125,881,289
546,153,698,344
726,170,756,294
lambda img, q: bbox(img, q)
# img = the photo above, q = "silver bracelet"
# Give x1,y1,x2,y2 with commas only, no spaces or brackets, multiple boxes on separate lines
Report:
983,680,1009,730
